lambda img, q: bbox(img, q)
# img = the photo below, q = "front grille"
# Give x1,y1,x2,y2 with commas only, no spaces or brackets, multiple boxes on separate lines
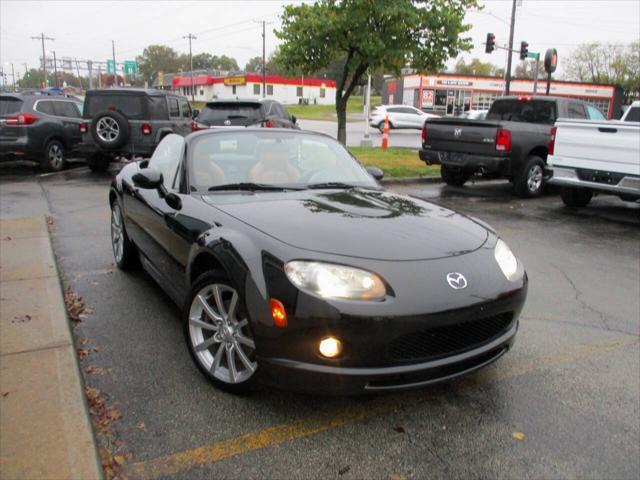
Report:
388,312,513,361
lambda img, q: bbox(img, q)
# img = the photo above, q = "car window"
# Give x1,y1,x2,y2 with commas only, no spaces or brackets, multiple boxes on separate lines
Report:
586,105,606,120
36,101,56,115
198,103,262,126
53,101,81,118
168,98,180,118
568,103,587,119
85,94,144,119
271,103,286,119
624,107,640,122
401,107,418,114
386,107,402,113
179,99,191,118
486,100,556,124
188,131,379,191
0,97,23,115
148,134,185,190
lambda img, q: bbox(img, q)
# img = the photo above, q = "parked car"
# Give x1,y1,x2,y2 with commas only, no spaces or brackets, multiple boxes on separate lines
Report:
78,88,193,172
192,98,298,130
547,117,640,207
109,128,527,394
458,110,488,120
0,92,84,171
370,105,439,132
419,95,606,197
620,100,640,122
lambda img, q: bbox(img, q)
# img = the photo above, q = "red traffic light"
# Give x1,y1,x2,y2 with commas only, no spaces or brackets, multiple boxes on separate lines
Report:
485,33,496,54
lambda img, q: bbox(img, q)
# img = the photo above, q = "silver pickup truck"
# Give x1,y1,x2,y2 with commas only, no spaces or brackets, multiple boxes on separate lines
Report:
547,101,640,207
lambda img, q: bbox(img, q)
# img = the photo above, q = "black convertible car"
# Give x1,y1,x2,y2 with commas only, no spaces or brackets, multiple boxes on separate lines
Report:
109,129,527,394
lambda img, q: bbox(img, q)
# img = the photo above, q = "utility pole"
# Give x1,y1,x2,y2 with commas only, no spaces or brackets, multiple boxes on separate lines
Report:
75,59,83,90
504,0,517,95
31,33,54,87
87,60,93,90
112,40,117,87
183,33,197,103
262,20,266,98
52,51,58,87
8,63,16,91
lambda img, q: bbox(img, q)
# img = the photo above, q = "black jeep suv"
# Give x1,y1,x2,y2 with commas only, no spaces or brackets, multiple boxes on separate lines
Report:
0,92,84,171
78,88,193,171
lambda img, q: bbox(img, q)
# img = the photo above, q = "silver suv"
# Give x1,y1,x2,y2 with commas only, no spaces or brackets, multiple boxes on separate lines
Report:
78,88,193,171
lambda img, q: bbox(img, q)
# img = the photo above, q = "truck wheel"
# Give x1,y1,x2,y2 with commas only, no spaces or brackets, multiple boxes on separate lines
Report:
87,154,110,172
514,155,545,198
561,187,593,207
441,165,469,187
41,139,66,172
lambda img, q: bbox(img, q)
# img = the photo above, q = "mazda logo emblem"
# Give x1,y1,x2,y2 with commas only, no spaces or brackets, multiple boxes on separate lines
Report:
454,128,462,138
446,272,467,290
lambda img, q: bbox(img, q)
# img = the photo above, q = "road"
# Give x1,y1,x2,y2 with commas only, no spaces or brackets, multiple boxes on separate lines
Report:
298,119,422,148
1,163,638,480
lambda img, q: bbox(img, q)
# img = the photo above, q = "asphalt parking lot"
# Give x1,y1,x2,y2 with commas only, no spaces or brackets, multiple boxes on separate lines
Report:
1,163,638,480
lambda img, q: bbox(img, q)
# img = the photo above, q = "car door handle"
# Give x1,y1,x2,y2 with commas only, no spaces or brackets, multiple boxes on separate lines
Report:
598,127,617,133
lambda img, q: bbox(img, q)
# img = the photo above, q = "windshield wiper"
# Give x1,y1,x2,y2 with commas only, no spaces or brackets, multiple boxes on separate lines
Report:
208,182,302,192
226,115,249,119
306,182,359,190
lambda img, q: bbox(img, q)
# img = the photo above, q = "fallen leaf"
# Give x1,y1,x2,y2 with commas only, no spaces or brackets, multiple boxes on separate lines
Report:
393,426,406,434
86,366,110,375
1,391,9,397
12,314,32,323
77,348,90,360
136,421,146,430
46,216,54,225
3,236,11,240
512,431,526,441
114,455,126,465
339,466,350,475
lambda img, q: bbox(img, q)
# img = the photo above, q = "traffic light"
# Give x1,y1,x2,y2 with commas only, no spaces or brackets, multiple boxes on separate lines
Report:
485,33,496,54
520,41,529,60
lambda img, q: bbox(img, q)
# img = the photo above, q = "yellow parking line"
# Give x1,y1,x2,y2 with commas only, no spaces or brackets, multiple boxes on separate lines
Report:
125,337,638,480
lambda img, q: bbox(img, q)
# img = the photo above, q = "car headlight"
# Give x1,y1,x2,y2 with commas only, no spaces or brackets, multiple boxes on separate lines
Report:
494,239,519,280
284,261,386,300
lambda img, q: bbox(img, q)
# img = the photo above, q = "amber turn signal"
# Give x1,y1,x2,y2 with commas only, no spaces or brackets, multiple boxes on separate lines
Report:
270,298,287,328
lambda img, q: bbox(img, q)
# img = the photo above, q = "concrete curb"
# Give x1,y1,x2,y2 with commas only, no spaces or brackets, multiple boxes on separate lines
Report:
0,216,103,480
380,175,443,186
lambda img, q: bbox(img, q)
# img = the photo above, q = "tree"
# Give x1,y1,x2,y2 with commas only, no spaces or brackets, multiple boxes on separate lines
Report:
245,56,263,73
514,60,545,80
191,53,239,71
564,42,640,102
454,58,502,77
276,0,477,144
136,45,183,83
192,53,216,70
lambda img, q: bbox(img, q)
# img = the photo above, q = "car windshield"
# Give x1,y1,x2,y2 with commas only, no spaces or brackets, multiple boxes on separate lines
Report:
189,131,379,191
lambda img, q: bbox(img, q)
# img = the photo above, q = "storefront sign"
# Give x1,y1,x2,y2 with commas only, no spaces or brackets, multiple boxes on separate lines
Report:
422,89,434,107
224,76,246,86
436,79,472,87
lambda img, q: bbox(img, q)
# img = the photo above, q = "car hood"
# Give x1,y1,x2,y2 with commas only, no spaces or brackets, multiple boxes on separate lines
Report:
202,189,488,261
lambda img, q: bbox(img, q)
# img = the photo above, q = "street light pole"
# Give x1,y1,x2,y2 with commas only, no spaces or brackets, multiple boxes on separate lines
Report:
112,40,117,87
31,33,54,87
504,0,517,95
183,33,197,103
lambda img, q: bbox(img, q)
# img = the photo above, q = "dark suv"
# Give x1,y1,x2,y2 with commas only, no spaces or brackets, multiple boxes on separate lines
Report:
0,92,84,171
78,88,193,171
192,98,298,130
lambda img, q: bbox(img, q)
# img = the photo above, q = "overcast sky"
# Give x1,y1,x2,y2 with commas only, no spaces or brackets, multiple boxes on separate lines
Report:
1,0,639,79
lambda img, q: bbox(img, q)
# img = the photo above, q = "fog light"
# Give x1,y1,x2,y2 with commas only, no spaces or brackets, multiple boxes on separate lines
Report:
319,337,342,358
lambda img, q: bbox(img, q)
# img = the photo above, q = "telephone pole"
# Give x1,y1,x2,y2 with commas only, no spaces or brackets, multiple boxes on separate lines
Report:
261,21,266,97
183,33,197,103
30,33,54,87
52,50,58,87
112,40,117,87
504,0,517,95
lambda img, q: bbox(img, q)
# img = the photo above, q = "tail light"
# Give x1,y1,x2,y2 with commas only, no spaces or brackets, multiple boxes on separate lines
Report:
79,123,87,134
141,123,152,135
263,119,275,128
191,120,208,132
5,114,38,126
421,123,427,143
495,129,511,152
517,95,533,101
548,126,557,155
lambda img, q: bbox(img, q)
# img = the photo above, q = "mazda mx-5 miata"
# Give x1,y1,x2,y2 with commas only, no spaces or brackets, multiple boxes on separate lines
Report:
109,128,527,394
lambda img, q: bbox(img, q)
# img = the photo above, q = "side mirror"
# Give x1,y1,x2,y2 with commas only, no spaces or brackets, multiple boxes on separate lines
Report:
366,166,384,181
132,169,163,189
291,114,297,124
192,109,200,119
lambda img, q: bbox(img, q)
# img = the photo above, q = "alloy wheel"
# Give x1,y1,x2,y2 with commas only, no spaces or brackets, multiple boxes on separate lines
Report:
48,143,64,169
96,117,120,142
110,204,124,263
188,284,257,384
527,164,543,193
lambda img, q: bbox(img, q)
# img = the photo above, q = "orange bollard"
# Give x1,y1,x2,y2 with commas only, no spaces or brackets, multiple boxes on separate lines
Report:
381,114,389,149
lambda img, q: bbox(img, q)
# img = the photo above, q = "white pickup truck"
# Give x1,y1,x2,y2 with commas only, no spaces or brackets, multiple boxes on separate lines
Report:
547,101,640,207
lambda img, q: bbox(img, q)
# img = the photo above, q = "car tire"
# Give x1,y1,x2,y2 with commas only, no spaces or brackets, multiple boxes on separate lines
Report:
110,201,139,269
441,165,470,187
184,272,259,394
87,154,110,172
561,187,593,207
41,139,66,172
514,155,545,198
90,110,130,150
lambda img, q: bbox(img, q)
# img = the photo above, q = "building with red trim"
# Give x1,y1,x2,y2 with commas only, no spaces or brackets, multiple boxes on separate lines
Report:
156,71,336,105
383,73,624,119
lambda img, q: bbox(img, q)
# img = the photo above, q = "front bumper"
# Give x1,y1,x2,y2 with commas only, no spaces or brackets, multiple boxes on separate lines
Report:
419,149,510,174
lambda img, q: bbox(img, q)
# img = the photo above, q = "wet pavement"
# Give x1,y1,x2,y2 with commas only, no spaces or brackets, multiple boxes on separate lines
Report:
1,163,638,479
